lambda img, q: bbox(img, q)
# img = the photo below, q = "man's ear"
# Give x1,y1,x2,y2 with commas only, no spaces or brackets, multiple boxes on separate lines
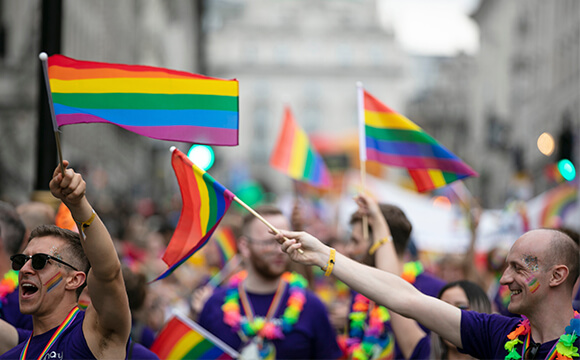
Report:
549,264,569,287
238,236,250,258
65,270,87,292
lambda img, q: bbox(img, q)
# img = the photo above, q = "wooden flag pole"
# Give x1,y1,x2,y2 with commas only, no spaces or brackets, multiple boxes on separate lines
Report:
356,81,369,242
233,196,304,254
39,52,66,177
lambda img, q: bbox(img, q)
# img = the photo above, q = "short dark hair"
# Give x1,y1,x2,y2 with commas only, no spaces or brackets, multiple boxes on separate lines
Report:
29,225,90,297
350,203,413,257
439,280,491,314
241,205,283,236
0,201,26,256
122,266,147,311
547,229,579,287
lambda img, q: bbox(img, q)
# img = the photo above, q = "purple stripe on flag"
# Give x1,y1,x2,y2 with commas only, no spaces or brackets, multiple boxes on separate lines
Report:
56,114,238,146
367,148,477,175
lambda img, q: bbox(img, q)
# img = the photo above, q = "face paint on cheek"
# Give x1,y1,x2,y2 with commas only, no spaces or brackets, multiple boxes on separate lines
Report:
78,299,91,310
526,274,540,293
45,272,63,293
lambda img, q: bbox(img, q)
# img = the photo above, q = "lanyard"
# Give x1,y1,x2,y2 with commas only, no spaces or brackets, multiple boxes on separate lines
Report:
20,306,81,360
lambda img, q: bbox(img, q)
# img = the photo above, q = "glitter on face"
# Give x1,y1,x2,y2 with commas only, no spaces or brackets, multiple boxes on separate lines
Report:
522,255,538,272
50,246,62,260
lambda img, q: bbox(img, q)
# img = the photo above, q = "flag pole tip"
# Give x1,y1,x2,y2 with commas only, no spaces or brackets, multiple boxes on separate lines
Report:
39,52,48,61
169,146,177,153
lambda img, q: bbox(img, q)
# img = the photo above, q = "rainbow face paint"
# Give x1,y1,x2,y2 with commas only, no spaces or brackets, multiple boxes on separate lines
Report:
78,299,91,310
526,274,540,293
45,272,63,293
523,255,539,272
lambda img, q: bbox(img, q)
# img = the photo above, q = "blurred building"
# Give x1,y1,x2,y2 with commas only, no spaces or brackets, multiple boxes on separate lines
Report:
0,0,200,204
470,0,579,207
203,0,412,195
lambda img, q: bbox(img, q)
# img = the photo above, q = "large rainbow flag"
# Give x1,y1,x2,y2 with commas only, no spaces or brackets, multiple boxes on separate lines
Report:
154,147,235,281
47,54,239,145
270,107,332,188
361,89,477,192
151,314,239,359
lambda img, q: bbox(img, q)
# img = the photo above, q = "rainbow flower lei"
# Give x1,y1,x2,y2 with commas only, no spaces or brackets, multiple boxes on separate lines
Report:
222,272,307,340
345,293,392,360
401,261,424,284
504,311,580,360
0,270,18,307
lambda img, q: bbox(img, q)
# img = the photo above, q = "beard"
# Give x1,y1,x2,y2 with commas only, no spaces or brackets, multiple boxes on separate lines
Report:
248,251,289,280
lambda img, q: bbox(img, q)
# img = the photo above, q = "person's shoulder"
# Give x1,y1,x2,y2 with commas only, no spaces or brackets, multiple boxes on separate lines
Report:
128,341,160,360
461,310,522,330
303,288,329,310
0,341,25,359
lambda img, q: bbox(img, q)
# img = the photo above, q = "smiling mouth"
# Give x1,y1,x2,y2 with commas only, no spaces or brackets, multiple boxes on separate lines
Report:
510,290,522,296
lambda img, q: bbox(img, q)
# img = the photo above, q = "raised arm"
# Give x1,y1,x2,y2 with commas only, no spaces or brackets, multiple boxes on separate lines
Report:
355,194,428,358
49,160,131,357
277,230,464,348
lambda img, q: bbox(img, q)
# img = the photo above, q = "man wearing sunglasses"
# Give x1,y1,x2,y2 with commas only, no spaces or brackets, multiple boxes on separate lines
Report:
1,160,131,360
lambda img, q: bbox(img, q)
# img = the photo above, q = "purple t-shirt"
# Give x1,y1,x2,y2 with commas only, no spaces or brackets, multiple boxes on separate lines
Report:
0,311,94,360
199,284,342,359
1,290,33,330
413,272,446,299
409,336,431,360
127,340,159,360
459,310,576,359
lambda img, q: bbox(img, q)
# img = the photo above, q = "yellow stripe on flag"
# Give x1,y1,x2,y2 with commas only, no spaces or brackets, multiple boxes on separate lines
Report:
428,169,446,188
167,330,205,359
288,129,308,179
194,167,211,236
50,78,238,96
364,110,421,131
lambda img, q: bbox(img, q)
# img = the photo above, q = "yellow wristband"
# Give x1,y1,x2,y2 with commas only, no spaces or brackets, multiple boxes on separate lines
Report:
369,236,392,255
322,248,336,277
77,209,96,232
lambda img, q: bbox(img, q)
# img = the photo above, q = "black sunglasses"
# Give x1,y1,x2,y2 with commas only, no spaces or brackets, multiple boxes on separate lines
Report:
10,253,78,272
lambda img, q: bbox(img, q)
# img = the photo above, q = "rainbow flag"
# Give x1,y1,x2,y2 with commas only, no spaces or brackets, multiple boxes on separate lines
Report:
154,147,235,281
151,314,239,359
47,54,239,145
360,89,477,192
270,107,332,188
213,226,237,268
540,183,578,227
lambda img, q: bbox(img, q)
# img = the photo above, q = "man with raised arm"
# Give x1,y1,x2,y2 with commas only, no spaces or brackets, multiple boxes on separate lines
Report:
277,226,580,359
1,160,131,359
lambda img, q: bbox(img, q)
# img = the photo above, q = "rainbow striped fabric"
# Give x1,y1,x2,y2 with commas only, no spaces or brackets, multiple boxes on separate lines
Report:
270,107,332,188
540,183,578,227
154,148,234,281
47,54,239,145
363,90,477,192
213,226,237,268
151,314,238,359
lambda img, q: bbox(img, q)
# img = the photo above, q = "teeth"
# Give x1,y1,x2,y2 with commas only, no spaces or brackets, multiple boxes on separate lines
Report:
511,290,521,295
22,284,35,287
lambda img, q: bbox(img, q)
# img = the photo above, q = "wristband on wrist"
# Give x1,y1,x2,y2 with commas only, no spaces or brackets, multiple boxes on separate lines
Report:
369,236,393,255
76,209,96,233
321,248,336,277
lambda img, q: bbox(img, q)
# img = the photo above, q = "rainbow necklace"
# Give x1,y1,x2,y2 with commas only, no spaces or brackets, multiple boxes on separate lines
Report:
401,261,424,284
504,311,580,360
345,293,392,360
0,270,18,306
222,272,307,341
20,306,81,360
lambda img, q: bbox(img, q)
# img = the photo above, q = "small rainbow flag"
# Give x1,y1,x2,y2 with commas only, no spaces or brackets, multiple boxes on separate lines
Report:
359,88,477,192
47,54,239,145
270,107,332,188
540,183,578,227
154,148,235,281
213,226,237,268
151,314,239,359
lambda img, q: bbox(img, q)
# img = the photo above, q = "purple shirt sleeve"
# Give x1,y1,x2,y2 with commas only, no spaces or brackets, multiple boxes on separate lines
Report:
409,335,431,360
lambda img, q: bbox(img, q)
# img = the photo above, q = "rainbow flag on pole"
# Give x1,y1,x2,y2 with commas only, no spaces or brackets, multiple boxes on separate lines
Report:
47,54,239,145
154,147,235,281
360,88,477,192
151,313,239,359
270,106,332,188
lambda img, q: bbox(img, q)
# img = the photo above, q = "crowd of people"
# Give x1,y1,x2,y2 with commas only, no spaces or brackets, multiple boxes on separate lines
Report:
0,162,578,359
